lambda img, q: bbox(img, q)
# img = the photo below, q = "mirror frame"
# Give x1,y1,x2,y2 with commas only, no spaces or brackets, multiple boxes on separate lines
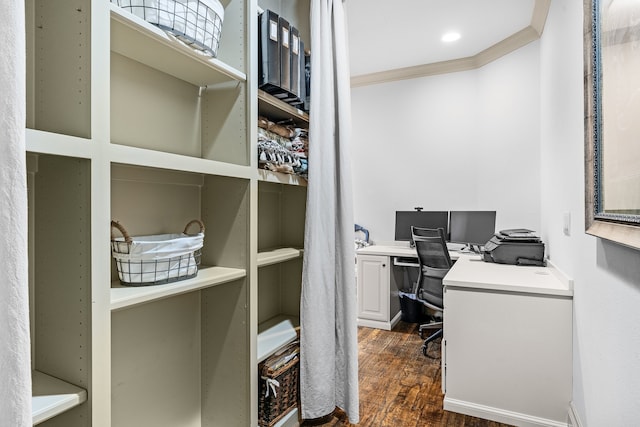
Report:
584,0,640,250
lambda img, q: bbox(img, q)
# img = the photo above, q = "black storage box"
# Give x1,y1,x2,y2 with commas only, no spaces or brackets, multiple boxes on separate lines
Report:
483,229,545,266
258,10,281,91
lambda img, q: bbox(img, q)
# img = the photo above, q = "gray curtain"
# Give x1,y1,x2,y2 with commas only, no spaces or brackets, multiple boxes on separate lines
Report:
300,0,359,423
0,0,32,425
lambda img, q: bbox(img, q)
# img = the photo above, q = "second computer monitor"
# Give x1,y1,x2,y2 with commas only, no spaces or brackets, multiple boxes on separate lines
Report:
449,211,497,247
395,211,449,243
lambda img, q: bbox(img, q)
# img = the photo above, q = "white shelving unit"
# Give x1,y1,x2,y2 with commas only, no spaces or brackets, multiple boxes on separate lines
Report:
256,151,307,426
257,315,300,363
110,265,247,311
257,163,308,353
258,89,308,125
257,248,302,267
25,0,256,425
275,408,300,427
24,0,310,424
256,2,310,425
110,5,246,86
32,371,88,426
26,153,91,427
258,168,308,186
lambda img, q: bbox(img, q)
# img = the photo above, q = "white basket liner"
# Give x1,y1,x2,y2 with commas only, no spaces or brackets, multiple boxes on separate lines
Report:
112,232,204,261
112,232,204,283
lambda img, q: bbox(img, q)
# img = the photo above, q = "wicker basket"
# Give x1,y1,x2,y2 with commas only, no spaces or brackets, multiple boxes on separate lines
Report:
111,0,225,57
258,342,300,427
111,219,205,286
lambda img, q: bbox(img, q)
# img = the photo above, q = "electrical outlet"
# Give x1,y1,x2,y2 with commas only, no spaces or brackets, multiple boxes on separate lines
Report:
563,212,571,236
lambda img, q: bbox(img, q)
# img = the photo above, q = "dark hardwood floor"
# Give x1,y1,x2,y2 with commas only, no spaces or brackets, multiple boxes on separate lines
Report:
301,322,512,427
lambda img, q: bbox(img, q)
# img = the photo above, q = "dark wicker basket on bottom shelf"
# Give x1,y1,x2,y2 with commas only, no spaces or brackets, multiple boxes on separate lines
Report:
258,343,300,427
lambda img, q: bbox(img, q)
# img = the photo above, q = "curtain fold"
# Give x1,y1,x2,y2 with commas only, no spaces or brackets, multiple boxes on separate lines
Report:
0,0,32,426
300,0,359,423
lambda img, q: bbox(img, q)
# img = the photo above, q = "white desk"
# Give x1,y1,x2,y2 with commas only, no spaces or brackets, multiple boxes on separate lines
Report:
356,244,574,426
355,243,473,330
356,243,466,259
443,256,573,427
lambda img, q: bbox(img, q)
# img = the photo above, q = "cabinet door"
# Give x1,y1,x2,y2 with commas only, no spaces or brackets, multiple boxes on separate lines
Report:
443,286,572,423
357,255,390,321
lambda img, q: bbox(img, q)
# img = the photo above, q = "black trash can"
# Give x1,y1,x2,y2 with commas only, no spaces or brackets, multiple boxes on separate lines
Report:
399,294,425,323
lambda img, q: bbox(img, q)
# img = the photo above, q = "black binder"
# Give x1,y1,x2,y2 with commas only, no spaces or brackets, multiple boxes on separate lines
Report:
298,39,307,109
290,26,300,99
303,49,311,112
258,10,280,90
289,38,305,108
278,16,291,95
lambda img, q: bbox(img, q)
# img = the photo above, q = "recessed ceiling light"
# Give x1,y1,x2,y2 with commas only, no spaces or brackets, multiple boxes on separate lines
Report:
441,32,461,43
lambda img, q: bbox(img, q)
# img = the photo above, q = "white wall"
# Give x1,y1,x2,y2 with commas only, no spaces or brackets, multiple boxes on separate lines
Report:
351,42,540,243
540,1,640,426
351,1,640,424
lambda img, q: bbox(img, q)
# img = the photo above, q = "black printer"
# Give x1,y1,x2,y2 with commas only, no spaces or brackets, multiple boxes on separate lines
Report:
483,229,545,266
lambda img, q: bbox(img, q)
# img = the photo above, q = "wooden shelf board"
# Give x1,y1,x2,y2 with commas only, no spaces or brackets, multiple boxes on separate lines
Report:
258,89,309,124
111,266,246,311
257,248,302,267
109,143,253,180
26,129,94,159
111,4,246,87
257,315,299,363
274,407,299,427
32,370,87,425
257,169,308,186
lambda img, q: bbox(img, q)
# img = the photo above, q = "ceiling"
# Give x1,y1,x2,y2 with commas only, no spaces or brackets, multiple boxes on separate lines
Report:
346,0,545,84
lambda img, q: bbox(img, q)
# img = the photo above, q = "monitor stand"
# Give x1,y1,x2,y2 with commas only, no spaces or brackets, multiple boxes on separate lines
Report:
460,244,482,254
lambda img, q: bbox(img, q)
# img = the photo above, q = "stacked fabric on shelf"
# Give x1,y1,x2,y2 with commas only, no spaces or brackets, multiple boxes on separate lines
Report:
258,116,308,178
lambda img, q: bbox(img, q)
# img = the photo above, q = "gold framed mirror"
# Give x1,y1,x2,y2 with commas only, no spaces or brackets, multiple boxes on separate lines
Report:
584,0,640,249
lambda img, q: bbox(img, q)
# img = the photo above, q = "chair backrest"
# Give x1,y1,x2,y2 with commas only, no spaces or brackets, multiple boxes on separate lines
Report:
411,226,453,310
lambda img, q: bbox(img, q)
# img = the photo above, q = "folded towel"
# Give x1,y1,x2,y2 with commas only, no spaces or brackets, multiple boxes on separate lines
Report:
0,0,32,425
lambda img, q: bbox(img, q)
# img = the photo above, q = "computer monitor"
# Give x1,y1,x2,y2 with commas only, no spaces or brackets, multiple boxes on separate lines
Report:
394,211,449,245
449,210,496,251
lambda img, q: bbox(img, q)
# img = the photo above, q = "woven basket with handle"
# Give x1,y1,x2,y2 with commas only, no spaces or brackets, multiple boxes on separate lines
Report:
111,219,205,286
258,342,300,427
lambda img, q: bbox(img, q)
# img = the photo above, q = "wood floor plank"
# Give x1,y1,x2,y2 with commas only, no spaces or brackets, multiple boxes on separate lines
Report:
301,322,513,427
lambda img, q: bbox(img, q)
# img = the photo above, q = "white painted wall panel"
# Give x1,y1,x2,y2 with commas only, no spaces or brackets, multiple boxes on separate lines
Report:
351,43,540,244
540,1,640,426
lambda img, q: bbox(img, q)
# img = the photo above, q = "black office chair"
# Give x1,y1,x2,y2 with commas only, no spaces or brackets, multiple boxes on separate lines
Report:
411,226,453,357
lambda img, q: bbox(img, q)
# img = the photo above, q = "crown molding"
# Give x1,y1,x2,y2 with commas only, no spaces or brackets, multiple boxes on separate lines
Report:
531,0,551,36
350,0,551,88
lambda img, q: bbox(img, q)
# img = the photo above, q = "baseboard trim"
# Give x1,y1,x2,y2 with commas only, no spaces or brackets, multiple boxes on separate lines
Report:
357,312,403,331
443,397,568,427
568,402,584,427
356,318,392,330
389,311,402,329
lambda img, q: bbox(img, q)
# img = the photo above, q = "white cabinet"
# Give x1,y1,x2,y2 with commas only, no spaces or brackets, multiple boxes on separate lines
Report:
26,0,254,425
355,245,424,330
442,257,573,427
356,255,391,325
24,0,313,424
255,4,310,425
256,179,306,363
27,154,90,426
